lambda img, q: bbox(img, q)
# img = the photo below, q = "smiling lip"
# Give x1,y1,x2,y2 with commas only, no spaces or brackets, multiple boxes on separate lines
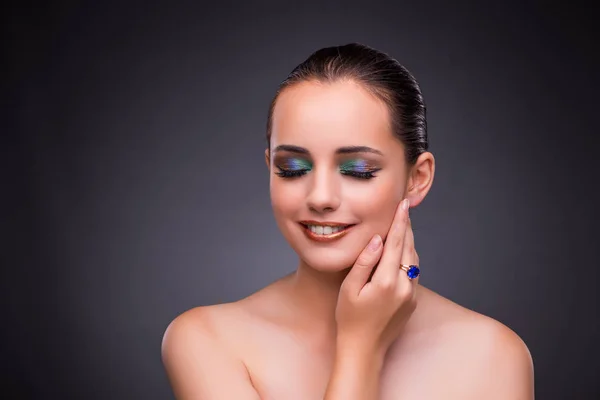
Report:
299,220,356,243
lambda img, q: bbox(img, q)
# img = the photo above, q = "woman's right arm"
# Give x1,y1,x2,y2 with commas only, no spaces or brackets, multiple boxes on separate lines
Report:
161,309,261,400
162,199,415,400
323,341,386,399
324,198,418,400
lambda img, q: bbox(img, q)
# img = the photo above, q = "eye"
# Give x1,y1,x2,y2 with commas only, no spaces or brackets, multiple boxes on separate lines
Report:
339,160,381,180
275,169,309,178
341,170,379,179
275,158,312,179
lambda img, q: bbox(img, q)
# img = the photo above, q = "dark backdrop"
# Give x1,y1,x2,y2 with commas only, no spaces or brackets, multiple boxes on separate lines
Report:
4,1,599,399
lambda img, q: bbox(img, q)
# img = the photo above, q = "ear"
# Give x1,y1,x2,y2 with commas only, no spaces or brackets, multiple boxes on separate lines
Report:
406,151,435,208
265,148,271,171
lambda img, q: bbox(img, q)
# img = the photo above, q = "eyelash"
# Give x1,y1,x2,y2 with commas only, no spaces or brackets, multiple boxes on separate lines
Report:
343,170,378,179
275,168,380,180
276,169,308,178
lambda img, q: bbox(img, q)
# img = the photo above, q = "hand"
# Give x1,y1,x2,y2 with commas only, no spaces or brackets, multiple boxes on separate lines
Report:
335,198,419,357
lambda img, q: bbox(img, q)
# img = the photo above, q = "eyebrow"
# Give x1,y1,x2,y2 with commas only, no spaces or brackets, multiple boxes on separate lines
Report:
272,144,384,156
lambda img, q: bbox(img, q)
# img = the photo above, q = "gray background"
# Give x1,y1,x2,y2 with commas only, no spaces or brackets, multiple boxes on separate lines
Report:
4,1,599,399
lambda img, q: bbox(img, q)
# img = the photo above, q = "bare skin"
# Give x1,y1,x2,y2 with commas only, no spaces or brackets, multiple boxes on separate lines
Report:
162,280,533,399
162,80,534,399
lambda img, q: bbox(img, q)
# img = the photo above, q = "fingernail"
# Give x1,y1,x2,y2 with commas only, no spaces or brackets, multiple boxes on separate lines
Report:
368,235,381,251
402,198,410,211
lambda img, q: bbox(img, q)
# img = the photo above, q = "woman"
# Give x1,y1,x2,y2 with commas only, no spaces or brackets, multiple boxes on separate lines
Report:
161,43,534,399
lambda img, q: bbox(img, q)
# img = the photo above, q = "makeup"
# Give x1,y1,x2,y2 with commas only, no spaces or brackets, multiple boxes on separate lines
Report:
275,156,382,179
298,220,356,242
275,157,312,178
339,159,381,179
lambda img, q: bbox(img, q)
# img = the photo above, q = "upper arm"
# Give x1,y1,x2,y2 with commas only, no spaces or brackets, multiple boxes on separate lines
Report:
472,322,535,400
161,309,262,400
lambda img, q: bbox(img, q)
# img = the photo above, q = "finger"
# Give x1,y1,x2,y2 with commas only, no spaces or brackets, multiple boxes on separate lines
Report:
343,234,383,296
398,218,420,295
371,198,410,285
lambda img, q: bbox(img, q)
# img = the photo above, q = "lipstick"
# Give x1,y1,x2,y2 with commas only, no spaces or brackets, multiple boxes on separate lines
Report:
299,221,356,243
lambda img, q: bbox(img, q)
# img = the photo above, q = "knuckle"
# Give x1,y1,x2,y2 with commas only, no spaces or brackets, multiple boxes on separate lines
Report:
375,279,395,292
397,237,406,249
346,292,360,305
355,252,375,268
391,235,403,250
397,286,413,303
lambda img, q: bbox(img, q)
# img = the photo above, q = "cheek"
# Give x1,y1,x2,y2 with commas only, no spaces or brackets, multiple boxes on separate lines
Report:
349,179,404,231
269,179,307,251
270,179,303,218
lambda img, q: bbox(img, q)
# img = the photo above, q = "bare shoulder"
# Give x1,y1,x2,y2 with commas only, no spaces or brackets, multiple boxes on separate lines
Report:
162,275,290,362
161,304,261,399
162,305,225,344
459,310,534,399
161,302,253,361
413,286,535,399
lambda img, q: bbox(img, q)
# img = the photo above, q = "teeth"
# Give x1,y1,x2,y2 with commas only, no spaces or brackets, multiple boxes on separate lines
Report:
307,225,348,235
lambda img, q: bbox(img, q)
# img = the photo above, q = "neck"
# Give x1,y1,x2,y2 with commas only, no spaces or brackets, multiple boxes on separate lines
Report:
285,259,351,339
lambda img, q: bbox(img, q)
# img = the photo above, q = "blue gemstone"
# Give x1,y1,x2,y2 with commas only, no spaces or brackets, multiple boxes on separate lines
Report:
407,266,420,279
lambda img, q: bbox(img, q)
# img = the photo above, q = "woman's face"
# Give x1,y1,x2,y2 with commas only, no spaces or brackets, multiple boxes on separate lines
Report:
267,80,411,272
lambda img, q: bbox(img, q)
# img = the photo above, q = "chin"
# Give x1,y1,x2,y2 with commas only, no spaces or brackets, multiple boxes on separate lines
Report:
292,235,367,273
299,249,358,273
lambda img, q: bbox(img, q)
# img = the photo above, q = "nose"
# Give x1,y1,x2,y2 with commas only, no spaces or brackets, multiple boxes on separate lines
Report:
305,168,341,213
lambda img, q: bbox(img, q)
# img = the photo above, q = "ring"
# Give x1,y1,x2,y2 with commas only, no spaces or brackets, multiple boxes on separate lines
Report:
400,264,420,280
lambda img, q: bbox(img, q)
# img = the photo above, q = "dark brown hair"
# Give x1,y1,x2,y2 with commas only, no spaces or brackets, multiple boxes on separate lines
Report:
266,43,429,164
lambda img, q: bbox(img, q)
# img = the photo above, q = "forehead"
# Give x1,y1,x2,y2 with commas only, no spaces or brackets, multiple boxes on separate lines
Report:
271,80,397,152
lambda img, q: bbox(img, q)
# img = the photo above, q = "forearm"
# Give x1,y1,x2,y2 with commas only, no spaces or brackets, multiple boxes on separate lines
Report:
323,342,385,400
